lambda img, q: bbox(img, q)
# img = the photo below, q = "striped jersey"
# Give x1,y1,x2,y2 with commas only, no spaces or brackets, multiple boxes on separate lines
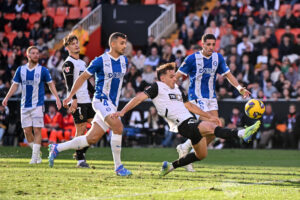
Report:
86,52,128,107
13,64,52,109
178,51,230,100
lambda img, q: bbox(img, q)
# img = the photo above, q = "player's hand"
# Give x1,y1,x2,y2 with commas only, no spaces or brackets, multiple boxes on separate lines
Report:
69,99,77,113
209,116,222,126
239,87,251,98
56,98,62,110
2,98,8,107
63,96,71,108
111,111,125,119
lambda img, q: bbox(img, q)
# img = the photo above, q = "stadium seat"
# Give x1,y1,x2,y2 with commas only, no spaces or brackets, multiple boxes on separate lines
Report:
54,16,66,28
270,48,279,60
79,0,90,8
68,0,79,7
24,32,30,38
292,4,300,17
279,4,291,17
291,28,300,39
157,0,166,4
5,31,17,46
144,0,156,4
81,7,91,18
29,13,42,28
215,39,220,51
275,29,285,44
68,7,81,20
4,24,11,34
46,7,56,18
43,0,50,8
56,7,68,17
4,13,16,21
22,12,29,20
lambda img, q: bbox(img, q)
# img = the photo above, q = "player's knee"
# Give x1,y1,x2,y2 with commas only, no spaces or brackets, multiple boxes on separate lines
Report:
195,150,207,160
112,124,123,134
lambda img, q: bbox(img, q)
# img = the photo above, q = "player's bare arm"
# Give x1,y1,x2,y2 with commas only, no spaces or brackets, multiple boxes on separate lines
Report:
2,83,19,107
63,71,91,107
48,82,62,110
224,72,251,98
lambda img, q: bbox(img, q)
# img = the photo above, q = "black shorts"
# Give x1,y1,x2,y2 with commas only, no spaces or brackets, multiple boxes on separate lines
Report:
72,103,95,124
178,118,202,145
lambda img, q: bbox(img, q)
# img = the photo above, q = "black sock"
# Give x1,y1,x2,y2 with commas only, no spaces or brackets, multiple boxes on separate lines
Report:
214,126,238,139
172,152,199,169
75,147,89,160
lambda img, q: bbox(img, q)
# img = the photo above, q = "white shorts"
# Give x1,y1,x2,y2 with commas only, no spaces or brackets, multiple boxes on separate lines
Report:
21,106,44,128
91,99,116,132
191,98,218,112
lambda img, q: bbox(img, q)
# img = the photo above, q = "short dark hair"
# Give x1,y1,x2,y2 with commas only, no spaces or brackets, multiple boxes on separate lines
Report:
108,32,127,46
156,62,176,81
63,34,78,47
201,33,216,43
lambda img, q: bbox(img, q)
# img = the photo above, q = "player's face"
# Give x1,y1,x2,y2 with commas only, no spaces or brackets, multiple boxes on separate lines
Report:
67,39,80,54
112,37,127,55
162,69,176,89
27,49,39,64
202,39,215,56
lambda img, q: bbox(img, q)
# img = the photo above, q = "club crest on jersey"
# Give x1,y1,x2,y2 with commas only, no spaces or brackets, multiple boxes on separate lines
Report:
34,73,40,78
65,66,70,73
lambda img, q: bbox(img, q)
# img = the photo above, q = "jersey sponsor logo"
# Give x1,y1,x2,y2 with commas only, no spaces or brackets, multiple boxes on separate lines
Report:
65,66,70,73
104,63,110,68
168,93,182,101
107,72,125,78
199,68,216,74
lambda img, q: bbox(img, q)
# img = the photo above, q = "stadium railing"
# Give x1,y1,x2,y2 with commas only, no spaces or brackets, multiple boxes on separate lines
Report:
147,4,176,41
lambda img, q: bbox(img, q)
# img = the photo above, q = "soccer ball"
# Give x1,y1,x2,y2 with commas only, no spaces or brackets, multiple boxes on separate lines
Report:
244,99,265,119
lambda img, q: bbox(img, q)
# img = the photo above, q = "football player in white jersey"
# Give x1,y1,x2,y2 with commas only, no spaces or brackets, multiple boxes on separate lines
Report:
175,34,251,171
49,32,132,176
61,34,95,168
2,46,62,164
111,62,260,177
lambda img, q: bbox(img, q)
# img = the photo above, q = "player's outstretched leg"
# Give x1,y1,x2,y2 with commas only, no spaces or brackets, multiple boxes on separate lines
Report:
48,144,59,167
176,141,195,172
242,121,261,143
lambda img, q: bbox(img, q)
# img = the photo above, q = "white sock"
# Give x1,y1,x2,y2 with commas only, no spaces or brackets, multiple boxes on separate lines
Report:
57,135,89,152
110,133,122,170
28,142,33,149
238,129,245,138
32,144,41,160
181,139,192,151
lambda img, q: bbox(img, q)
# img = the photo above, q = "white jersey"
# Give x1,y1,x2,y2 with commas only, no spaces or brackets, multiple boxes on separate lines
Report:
62,56,91,104
144,81,193,132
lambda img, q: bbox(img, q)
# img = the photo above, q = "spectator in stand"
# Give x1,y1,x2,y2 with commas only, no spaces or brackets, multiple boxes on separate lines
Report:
11,12,27,32
200,7,214,29
157,37,166,56
42,27,55,42
256,47,269,64
39,10,54,30
263,0,279,11
285,67,298,86
282,104,299,148
0,105,8,144
15,0,25,13
27,0,42,14
255,7,268,25
12,31,29,51
124,65,140,86
145,106,165,146
144,47,160,69
0,11,8,32
36,37,47,51
30,22,43,42
144,35,158,56
263,16,275,28
1,0,15,13
215,5,228,27
43,105,64,144
178,24,188,48
220,25,235,49
243,17,260,39
270,66,281,83
237,35,254,56
160,43,175,64
228,8,241,30
248,81,261,98
175,49,184,67
264,27,277,48
133,75,149,93
282,25,295,43
263,79,277,98
259,104,276,148
47,50,63,77
242,63,255,84
205,20,220,39
279,36,294,62
294,34,300,54
121,82,136,100
279,8,297,28
172,39,186,57
184,11,199,28
184,28,196,49
210,0,221,17
131,49,146,71
142,65,156,84
192,19,204,42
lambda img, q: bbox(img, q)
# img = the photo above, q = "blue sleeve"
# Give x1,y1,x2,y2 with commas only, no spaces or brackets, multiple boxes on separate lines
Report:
216,53,230,76
13,67,21,83
178,54,194,76
86,57,102,75
125,56,129,69
42,67,52,83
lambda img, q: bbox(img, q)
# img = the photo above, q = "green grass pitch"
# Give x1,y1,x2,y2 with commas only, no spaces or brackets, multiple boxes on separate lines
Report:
0,147,300,200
